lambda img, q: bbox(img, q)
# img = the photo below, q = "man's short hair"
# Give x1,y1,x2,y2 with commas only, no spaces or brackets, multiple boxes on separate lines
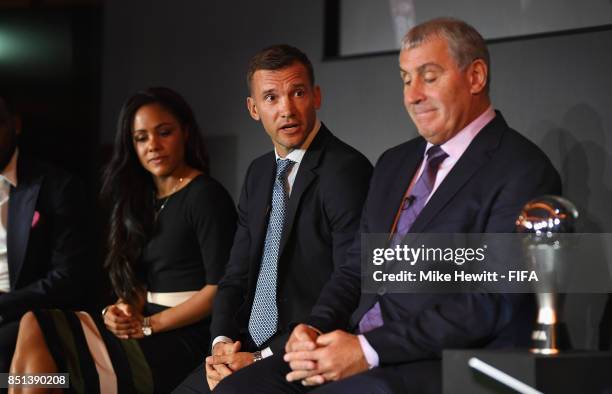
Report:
402,17,490,91
246,44,315,92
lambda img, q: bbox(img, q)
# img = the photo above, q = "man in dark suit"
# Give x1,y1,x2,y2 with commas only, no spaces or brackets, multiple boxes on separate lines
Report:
212,18,562,394
0,97,88,372
173,45,372,393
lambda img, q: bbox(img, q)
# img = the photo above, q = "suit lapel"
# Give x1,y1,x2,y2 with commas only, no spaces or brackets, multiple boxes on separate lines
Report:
409,113,505,233
7,156,42,289
251,154,276,264
277,125,331,258
352,141,425,328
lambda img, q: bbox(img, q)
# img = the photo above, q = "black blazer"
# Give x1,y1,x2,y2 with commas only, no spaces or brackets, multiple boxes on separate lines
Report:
306,112,562,365
0,154,89,324
211,124,373,353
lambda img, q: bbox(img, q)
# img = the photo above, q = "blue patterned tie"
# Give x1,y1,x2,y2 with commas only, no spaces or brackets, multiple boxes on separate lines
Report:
249,158,295,346
359,145,448,334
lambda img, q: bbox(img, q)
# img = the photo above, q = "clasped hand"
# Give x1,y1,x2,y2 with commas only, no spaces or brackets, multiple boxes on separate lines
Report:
103,302,143,339
283,324,369,386
205,341,254,390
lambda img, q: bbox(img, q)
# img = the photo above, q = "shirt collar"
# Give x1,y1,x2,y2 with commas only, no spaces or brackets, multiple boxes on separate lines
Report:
0,149,18,187
274,118,321,164
426,106,496,160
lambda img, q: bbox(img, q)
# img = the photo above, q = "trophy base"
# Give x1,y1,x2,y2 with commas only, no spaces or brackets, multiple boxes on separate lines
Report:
530,323,557,354
529,347,559,355
529,322,571,355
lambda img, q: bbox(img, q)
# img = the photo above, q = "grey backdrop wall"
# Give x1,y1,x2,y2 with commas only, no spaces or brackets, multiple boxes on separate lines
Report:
101,0,612,349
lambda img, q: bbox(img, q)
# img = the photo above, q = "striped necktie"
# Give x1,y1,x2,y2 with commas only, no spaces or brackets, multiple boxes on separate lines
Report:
359,145,448,334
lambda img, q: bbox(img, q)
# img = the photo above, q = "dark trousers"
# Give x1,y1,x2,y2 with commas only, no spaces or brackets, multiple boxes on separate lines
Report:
0,321,19,373
174,353,441,394
173,363,211,394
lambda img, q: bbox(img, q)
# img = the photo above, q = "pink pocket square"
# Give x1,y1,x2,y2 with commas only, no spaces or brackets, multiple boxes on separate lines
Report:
32,211,40,228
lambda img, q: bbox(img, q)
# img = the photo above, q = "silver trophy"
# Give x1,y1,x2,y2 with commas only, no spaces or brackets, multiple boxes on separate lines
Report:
515,195,578,355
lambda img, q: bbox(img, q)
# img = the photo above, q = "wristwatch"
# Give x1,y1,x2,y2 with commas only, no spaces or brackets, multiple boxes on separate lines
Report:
142,316,153,336
253,350,263,362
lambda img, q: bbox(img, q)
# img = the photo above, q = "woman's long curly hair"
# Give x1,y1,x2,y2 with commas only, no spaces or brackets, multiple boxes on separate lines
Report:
101,87,209,305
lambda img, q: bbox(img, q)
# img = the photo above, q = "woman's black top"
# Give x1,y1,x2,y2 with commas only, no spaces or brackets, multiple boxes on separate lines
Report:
141,174,237,292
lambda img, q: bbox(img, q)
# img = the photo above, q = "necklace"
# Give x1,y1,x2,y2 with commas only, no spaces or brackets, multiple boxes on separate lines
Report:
154,177,184,220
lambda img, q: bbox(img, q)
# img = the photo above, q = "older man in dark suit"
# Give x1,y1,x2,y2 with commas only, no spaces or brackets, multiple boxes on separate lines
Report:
212,18,562,394
173,45,372,393
0,97,88,372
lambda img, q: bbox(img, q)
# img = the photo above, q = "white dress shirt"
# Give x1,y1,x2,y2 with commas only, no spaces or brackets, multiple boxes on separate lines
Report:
0,150,19,293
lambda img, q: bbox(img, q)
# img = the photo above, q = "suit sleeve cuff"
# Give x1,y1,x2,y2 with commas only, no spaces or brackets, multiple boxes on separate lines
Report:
306,325,323,336
261,347,273,358
357,334,379,369
211,335,233,352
